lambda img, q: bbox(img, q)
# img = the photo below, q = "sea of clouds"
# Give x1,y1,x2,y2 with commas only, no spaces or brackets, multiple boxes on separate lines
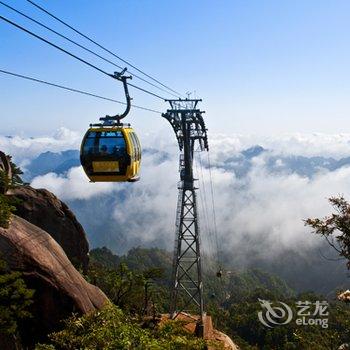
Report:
2,127,350,258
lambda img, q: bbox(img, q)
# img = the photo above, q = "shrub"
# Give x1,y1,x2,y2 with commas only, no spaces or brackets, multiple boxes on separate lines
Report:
35,303,207,350
0,259,34,335
0,194,15,229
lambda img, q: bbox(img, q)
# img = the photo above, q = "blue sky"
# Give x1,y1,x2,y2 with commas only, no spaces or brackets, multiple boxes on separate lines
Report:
1,0,350,137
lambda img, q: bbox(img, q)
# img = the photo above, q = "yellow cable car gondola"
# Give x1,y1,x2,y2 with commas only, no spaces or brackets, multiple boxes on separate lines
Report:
80,69,141,182
80,125,141,182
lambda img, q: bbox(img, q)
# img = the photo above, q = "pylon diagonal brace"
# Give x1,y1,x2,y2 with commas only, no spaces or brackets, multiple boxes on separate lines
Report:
178,240,197,258
178,284,200,307
178,260,199,281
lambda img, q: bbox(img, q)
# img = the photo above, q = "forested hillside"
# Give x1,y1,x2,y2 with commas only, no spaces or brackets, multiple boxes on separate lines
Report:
89,247,350,349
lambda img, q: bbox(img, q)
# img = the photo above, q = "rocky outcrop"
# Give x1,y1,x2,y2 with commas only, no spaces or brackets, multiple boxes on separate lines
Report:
7,186,89,272
0,151,12,194
338,290,350,303
160,313,239,350
0,215,108,346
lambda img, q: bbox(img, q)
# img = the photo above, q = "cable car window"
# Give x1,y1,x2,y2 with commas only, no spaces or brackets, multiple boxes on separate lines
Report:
135,134,141,150
129,133,137,160
83,137,96,155
131,132,141,161
83,131,126,156
99,137,126,156
136,134,141,160
134,133,140,160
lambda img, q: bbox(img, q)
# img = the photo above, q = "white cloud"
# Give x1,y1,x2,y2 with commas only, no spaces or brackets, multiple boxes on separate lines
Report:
112,156,178,243
31,166,114,200
218,164,350,256
0,127,80,165
8,128,350,255
209,132,350,159
30,149,180,245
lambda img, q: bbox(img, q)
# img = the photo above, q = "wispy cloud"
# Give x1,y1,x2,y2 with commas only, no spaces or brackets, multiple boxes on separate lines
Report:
3,128,350,256
0,127,80,165
30,166,114,200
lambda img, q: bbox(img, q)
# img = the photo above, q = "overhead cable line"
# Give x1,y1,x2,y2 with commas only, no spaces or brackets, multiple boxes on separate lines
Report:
0,69,162,114
26,0,184,98
0,1,180,99
0,15,167,101
207,152,222,268
194,150,215,259
196,150,219,264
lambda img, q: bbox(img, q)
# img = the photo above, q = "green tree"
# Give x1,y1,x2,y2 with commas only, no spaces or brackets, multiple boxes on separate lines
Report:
305,196,350,270
9,156,23,186
0,259,34,336
88,259,169,316
0,194,15,229
0,156,23,229
0,170,10,194
0,156,23,193
142,267,164,316
88,262,146,313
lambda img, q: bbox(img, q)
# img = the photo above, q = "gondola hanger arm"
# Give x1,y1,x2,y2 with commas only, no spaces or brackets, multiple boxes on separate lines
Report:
101,68,132,124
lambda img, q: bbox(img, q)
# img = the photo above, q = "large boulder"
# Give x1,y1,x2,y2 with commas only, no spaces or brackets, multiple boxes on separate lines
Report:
7,186,89,272
0,215,108,346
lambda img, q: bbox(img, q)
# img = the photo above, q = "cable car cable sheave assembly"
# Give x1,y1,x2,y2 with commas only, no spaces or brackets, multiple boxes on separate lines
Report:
0,1,224,331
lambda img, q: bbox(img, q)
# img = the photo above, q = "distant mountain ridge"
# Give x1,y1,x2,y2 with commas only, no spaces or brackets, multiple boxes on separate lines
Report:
24,148,172,181
224,145,350,178
24,150,80,181
25,145,350,182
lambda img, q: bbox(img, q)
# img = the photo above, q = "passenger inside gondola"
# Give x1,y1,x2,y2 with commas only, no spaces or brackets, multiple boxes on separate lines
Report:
100,145,109,155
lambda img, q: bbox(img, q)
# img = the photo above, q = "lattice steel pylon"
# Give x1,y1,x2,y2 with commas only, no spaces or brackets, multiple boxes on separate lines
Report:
162,99,208,326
